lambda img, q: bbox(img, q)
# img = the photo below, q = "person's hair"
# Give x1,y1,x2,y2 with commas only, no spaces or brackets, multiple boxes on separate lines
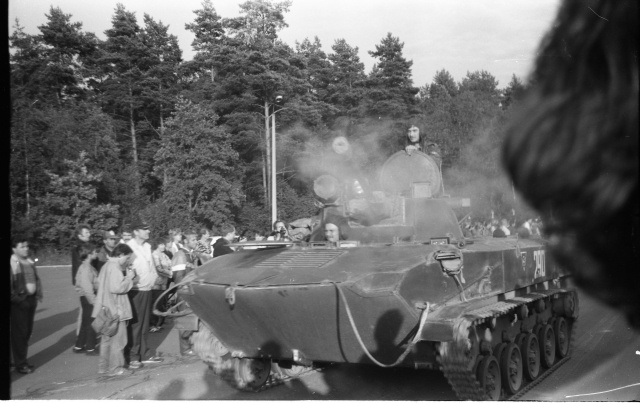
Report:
272,220,287,230
220,223,235,236
120,225,131,234
112,243,133,257
502,0,639,328
151,237,170,250
169,228,182,237
79,242,99,261
11,236,29,249
76,224,90,235
182,228,198,238
324,216,348,240
199,227,211,239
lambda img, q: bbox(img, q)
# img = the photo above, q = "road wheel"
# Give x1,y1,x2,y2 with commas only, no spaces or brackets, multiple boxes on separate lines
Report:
538,324,556,368
493,343,507,361
501,342,523,394
520,333,541,381
230,358,271,391
475,356,502,400
554,317,570,358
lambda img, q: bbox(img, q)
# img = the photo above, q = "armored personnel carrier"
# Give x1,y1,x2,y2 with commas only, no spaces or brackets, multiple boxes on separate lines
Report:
161,147,578,400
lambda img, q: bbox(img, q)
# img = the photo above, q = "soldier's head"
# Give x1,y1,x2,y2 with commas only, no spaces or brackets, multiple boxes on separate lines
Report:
323,216,348,243
324,223,340,243
407,125,420,143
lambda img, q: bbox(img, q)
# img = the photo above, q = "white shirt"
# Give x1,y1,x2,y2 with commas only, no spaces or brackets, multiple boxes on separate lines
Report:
126,239,157,291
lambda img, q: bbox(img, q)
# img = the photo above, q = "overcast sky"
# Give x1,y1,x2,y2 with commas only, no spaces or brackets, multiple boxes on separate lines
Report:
9,0,562,89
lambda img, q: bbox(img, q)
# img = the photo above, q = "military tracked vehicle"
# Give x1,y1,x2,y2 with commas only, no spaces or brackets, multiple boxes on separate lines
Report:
158,148,578,400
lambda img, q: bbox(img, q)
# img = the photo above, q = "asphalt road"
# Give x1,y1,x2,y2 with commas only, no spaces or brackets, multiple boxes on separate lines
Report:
8,265,640,400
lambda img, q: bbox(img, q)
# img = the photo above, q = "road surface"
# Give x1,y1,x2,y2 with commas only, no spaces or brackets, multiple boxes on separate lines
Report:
8,265,640,400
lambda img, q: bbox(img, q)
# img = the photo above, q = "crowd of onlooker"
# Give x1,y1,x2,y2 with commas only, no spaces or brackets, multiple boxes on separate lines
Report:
10,217,314,377
65,220,247,376
461,215,543,239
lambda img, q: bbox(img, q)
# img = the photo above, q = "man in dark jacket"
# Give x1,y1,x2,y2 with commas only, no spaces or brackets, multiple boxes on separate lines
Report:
11,237,43,374
95,230,120,271
213,224,236,258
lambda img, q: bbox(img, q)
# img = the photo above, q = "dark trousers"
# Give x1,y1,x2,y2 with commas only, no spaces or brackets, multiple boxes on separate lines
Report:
75,296,97,350
11,295,37,367
126,289,152,362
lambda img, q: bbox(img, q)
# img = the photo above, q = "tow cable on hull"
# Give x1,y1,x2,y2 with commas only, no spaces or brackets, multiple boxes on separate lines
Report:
330,281,430,368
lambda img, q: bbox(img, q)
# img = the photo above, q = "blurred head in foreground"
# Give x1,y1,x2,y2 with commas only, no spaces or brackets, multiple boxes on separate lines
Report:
502,0,638,328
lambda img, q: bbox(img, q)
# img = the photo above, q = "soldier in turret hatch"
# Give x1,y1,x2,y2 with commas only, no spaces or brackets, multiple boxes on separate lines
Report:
404,124,423,156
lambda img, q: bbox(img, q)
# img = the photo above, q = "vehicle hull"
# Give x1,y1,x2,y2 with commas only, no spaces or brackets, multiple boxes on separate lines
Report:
182,236,564,366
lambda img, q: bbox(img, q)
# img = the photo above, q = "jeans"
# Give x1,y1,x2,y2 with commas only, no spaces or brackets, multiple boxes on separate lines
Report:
99,320,128,373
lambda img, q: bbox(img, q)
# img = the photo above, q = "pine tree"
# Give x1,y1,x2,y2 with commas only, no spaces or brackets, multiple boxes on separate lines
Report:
37,6,98,103
325,38,366,127
139,14,183,134
33,151,120,247
90,4,152,196
501,74,527,109
363,33,419,119
155,98,244,227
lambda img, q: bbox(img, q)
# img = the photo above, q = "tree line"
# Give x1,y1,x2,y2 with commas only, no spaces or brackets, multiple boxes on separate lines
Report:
10,0,530,250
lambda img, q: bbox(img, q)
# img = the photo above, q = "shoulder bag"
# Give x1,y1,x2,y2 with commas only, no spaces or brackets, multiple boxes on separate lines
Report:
91,272,120,337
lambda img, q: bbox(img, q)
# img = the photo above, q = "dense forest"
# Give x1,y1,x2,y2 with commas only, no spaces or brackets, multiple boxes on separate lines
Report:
10,0,531,251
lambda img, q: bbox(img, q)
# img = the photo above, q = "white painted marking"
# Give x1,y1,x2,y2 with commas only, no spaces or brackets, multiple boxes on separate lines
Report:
565,382,640,398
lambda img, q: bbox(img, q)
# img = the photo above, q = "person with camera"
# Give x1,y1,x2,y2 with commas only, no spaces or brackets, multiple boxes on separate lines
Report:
267,220,290,241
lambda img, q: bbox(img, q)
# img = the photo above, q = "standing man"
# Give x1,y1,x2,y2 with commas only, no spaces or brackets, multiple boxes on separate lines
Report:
71,224,92,285
212,224,236,258
71,224,92,337
171,229,199,356
126,219,163,369
11,237,43,374
120,226,132,244
96,230,120,272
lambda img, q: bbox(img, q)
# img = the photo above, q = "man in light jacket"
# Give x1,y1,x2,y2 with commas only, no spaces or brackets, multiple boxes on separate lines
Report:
126,219,163,368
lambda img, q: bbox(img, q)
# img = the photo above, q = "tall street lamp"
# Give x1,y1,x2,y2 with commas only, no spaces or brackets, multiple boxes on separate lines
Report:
270,94,285,225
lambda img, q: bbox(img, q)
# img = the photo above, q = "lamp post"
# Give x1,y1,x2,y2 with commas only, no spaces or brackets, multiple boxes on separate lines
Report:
270,95,284,225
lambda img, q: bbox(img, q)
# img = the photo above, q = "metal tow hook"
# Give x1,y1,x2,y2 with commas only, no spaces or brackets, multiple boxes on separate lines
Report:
225,283,239,308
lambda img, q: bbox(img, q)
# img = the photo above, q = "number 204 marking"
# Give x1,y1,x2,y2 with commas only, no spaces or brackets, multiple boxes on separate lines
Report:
533,250,546,278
